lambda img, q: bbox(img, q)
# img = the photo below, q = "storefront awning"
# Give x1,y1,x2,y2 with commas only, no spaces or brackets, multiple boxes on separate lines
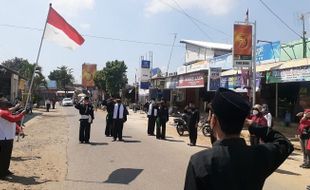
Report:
221,58,310,77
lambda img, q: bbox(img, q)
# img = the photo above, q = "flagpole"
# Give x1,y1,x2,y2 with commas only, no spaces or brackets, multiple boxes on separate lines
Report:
20,4,52,129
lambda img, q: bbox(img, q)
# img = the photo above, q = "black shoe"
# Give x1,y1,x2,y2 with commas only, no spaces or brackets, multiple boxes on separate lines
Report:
6,170,13,176
112,139,116,142
301,164,310,169
300,163,307,168
85,141,90,144
79,141,83,144
118,139,124,142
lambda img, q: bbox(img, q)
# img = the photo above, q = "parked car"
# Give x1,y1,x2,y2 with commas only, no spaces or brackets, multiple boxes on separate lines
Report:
62,98,73,106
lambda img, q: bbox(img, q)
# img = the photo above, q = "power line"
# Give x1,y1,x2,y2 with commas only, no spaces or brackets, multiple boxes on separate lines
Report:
0,23,183,48
158,0,231,38
258,0,302,38
169,0,212,41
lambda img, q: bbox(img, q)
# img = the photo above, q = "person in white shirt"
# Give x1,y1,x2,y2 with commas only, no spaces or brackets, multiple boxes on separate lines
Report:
112,98,128,141
0,100,25,179
147,99,158,136
45,99,51,112
262,104,273,128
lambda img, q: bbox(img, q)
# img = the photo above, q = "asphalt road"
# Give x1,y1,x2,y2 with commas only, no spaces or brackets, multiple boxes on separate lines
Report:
48,107,309,190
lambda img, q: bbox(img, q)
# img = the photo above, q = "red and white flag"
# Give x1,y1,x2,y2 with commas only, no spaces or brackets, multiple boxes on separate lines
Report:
44,7,85,50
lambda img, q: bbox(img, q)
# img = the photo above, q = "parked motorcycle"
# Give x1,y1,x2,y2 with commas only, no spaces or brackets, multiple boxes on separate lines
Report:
199,121,212,137
173,112,188,136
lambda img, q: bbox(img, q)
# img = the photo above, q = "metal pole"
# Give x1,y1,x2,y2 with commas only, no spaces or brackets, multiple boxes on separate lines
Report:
166,33,177,76
275,83,278,118
301,14,307,58
21,4,51,122
252,21,257,106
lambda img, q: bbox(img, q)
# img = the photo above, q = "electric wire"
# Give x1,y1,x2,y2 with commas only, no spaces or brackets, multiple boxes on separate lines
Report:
0,24,183,48
258,0,301,38
158,0,231,38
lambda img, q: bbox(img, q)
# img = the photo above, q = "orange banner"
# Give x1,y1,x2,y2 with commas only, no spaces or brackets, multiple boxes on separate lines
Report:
233,24,252,60
82,63,97,88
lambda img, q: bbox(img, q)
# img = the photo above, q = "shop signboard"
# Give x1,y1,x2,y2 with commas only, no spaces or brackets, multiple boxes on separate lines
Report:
221,73,261,92
233,24,253,68
266,66,310,83
209,53,233,70
208,67,221,91
140,60,151,89
82,63,97,88
186,61,208,73
256,41,280,64
177,72,205,88
177,66,187,75
140,81,150,89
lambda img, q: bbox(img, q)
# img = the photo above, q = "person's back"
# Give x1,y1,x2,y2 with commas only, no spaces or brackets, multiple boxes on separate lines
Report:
184,88,294,190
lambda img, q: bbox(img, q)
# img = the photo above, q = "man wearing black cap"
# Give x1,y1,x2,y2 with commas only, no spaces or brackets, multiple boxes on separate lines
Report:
75,96,94,143
184,88,294,190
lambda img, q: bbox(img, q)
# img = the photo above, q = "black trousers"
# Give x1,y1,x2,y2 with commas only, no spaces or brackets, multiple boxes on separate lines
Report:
79,120,91,142
156,121,166,139
0,139,14,176
105,115,113,136
147,117,156,135
113,119,124,140
188,124,197,145
46,103,51,112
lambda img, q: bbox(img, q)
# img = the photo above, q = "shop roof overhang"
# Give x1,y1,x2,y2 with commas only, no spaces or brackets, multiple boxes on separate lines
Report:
180,40,232,51
221,58,310,77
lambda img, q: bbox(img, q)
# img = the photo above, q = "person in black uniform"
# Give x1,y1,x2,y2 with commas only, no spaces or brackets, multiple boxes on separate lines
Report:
147,99,158,136
112,98,128,141
104,97,115,137
185,102,200,146
74,97,94,144
184,88,294,190
156,100,169,140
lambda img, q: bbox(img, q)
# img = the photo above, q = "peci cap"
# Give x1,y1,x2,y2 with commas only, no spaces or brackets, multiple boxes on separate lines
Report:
211,88,251,133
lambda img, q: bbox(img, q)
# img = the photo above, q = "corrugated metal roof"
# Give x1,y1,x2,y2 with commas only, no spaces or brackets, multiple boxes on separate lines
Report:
180,39,232,50
221,58,310,76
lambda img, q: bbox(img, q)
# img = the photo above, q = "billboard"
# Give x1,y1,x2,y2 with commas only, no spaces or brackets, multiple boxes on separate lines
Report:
140,60,151,89
266,66,310,84
207,67,221,91
177,72,205,88
82,63,97,88
47,80,57,89
233,24,253,67
256,41,280,64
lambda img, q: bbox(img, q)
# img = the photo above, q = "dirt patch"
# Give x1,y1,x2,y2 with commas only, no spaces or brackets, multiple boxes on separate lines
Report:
0,108,68,190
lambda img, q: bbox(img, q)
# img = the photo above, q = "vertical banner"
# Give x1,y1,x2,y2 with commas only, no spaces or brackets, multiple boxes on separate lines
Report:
208,67,221,91
233,24,252,67
82,63,97,88
140,60,150,89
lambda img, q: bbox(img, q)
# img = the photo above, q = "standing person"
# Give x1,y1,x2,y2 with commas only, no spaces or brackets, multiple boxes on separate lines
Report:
249,104,267,145
105,98,115,137
184,88,294,190
74,97,94,144
156,100,169,140
0,100,26,179
112,98,128,141
296,96,310,169
262,104,273,128
185,102,200,146
52,98,56,109
147,99,158,136
45,98,51,112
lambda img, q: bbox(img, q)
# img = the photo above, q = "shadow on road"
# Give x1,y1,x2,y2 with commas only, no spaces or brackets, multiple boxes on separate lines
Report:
275,169,301,176
2,175,51,185
23,112,43,124
163,139,184,143
11,156,41,161
89,142,109,146
123,139,142,143
122,136,132,138
104,168,143,185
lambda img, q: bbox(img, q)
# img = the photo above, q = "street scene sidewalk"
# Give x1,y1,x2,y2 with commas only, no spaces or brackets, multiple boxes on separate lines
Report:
1,106,309,190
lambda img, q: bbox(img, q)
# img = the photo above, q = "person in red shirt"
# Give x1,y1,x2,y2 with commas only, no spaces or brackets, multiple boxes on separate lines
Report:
249,104,267,146
0,100,26,179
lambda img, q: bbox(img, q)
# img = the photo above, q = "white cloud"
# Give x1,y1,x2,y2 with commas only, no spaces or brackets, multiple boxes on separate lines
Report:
145,0,236,16
51,0,94,17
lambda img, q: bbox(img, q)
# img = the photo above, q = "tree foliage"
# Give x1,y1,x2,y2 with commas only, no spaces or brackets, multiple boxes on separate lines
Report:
98,60,128,97
48,66,74,89
94,70,106,91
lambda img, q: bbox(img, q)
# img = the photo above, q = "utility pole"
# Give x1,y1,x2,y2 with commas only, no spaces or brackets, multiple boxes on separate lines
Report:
166,33,177,76
301,12,310,58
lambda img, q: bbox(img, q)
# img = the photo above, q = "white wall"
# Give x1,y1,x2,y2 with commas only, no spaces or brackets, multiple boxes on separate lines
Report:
185,44,215,64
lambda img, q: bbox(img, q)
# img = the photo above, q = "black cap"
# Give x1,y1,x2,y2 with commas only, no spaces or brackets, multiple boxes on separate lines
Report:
211,88,250,133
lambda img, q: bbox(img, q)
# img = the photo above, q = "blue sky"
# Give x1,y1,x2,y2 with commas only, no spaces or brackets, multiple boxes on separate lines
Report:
0,0,309,84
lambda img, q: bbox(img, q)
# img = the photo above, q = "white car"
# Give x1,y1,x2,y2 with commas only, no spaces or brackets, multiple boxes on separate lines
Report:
62,98,73,106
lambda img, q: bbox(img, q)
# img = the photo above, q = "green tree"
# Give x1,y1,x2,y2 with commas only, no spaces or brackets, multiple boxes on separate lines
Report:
104,60,128,97
94,70,106,91
48,66,74,90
